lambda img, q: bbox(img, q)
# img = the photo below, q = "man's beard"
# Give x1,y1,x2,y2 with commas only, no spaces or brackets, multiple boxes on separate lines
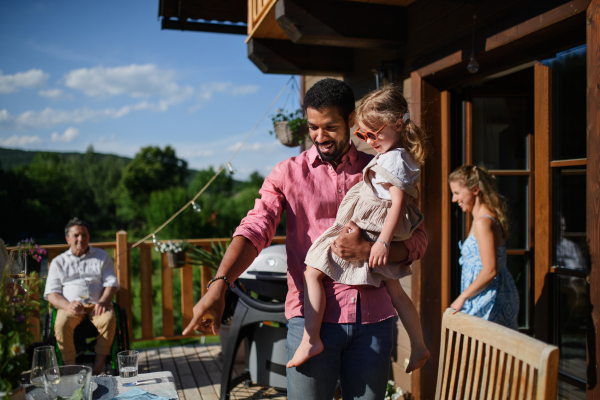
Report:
313,128,350,163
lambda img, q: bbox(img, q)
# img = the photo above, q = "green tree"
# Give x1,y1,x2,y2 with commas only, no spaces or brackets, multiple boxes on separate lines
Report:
118,146,188,229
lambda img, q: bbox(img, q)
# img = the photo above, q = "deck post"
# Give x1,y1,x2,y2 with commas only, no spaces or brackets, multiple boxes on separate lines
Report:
115,230,132,342
140,244,154,339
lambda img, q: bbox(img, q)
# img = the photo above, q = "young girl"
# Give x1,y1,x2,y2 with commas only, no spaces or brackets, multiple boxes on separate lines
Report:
448,165,519,329
287,84,430,372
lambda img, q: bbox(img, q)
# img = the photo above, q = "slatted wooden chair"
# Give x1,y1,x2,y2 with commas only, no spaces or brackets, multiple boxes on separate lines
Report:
435,308,559,400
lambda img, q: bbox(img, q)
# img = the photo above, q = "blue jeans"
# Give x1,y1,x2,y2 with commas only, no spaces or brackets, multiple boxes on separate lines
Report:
286,302,393,400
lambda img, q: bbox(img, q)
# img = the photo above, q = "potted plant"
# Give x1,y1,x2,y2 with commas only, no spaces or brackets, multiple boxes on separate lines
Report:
154,240,189,269
187,241,244,362
15,238,46,275
0,272,38,400
269,109,308,147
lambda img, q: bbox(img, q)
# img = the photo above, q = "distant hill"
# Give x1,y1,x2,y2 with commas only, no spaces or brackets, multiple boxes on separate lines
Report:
0,147,133,171
0,147,232,185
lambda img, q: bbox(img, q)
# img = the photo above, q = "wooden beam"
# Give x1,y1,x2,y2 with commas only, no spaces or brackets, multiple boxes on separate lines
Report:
248,38,353,75
485,0,591,51
275,0,406,48
139,244,154,340
115,230,132,342
180,256,194,332
410,71,443,400
533,62,552,343
416,50,463,79
161,19,247,35
159,0,247,24
587,1,600,397
440,90,451,313
161,253,174,337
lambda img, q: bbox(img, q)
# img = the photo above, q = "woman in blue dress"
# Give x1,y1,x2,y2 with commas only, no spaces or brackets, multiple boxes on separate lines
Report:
448,165,519,329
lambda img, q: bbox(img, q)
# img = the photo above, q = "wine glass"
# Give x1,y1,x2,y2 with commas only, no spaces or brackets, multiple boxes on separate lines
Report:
79,279,91,306
31,346,59,388
6,250,27,282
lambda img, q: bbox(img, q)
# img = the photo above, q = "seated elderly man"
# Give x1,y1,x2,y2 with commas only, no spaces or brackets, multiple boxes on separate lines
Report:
44,218,119,374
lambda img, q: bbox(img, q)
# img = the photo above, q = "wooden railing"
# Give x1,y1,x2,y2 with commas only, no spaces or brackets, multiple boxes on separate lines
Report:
247,0,277,37
15,231,286,343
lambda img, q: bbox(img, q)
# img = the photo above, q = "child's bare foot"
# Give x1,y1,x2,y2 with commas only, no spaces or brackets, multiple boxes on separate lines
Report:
287,337,324,368
405,347,430,373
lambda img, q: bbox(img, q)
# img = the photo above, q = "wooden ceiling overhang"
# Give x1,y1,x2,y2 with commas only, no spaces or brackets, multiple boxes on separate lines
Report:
158,0,248,35
158,0,589,79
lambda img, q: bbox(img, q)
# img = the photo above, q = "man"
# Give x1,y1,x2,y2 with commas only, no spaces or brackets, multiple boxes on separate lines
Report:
44,218,119,375
183,79,427,399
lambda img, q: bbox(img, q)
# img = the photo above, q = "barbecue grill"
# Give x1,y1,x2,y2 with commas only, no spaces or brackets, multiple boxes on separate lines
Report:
220,245,289,399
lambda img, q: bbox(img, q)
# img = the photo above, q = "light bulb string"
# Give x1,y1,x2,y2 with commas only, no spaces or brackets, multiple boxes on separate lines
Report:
129,76,295,250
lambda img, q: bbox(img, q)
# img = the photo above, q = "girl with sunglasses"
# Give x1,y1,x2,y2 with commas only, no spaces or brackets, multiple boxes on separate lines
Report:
288,84,431,372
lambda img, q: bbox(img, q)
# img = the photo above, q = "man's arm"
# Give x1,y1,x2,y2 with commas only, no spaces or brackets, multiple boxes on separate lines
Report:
47,292,84,315
94,286,118,316
331,221,428,263
182,236,258,335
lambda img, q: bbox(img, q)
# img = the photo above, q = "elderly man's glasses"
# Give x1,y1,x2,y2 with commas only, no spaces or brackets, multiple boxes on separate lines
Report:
354,123,387,142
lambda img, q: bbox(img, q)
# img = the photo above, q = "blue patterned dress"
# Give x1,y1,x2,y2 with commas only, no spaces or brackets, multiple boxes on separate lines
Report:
459,216,520,329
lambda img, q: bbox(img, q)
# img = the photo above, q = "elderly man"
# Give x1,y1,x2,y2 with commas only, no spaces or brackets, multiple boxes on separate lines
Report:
44,218,119,375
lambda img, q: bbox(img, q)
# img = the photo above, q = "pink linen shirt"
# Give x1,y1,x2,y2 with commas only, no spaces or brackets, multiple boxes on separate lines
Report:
234,142,428,324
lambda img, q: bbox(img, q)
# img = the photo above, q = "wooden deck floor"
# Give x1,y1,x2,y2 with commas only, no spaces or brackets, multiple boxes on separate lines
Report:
136,344,287,400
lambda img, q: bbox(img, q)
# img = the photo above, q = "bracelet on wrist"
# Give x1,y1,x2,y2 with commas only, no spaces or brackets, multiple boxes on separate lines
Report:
376,238,390,249
206,276,232,290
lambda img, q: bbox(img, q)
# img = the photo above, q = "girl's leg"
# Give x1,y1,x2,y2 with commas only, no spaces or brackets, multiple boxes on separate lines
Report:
384,280,430,373
287,266,327,368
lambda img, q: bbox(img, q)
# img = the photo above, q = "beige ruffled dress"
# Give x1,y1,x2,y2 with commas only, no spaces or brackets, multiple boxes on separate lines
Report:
304,149,424,286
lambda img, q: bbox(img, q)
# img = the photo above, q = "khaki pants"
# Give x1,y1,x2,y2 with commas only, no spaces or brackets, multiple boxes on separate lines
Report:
55,305,116,361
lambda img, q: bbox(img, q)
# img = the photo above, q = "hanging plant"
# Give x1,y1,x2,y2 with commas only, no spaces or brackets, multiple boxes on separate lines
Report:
269,109,309,147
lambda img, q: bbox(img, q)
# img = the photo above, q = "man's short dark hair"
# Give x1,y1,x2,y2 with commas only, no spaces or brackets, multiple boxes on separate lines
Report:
65,218,90,237
303,78,355,123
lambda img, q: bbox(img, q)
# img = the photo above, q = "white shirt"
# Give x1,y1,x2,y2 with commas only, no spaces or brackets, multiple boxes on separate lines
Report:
43,245,119,303
369,148,421,200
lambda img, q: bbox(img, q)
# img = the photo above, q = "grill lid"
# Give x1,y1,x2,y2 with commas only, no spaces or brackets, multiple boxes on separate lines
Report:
239,244,287,281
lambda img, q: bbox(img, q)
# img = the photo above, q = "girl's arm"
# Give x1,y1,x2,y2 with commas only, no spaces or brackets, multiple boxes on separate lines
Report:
450,217,498,311
370,185,408,268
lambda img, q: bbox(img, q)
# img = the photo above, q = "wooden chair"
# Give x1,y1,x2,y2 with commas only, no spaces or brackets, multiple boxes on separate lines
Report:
435,308,559,400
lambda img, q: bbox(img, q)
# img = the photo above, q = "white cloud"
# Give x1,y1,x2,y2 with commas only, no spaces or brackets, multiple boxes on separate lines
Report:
0,134,42,147
51,127,79,142
0,69,49,94
64,64,194,103
39,88,71,100
0,101,169,132
225,140,281,153
198,82,260,101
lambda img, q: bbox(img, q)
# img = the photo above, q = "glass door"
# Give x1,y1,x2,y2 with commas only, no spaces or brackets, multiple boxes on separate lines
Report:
541,44,588,399
460,66,535,331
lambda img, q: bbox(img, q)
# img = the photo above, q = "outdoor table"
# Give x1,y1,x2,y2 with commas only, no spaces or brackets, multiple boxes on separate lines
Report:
25,371,178,400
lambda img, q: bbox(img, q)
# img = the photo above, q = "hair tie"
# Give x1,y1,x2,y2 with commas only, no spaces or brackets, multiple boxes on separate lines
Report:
402,112,410,123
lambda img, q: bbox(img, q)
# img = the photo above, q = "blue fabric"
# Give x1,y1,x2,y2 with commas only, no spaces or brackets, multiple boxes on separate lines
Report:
286,300,393,400
459,217,519,329
109,388,170,400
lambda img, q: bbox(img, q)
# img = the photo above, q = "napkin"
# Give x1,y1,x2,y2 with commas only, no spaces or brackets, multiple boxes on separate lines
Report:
109,388,172,400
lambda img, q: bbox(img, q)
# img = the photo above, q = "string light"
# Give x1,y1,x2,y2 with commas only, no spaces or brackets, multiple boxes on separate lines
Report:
191,201,202,213
227,162,237,175
126,76,294,252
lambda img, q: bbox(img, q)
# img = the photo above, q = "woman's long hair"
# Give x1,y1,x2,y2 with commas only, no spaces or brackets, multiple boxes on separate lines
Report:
355,84,430,165
448,165,510,239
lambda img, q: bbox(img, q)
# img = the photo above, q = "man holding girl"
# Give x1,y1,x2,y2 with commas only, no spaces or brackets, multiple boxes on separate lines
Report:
183,79,428,400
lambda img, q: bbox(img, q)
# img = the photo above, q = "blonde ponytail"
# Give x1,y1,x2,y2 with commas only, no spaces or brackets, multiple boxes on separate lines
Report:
448,165,510,239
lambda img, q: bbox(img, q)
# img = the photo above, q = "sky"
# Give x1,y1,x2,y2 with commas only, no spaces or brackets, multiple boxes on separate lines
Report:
0,1,301,180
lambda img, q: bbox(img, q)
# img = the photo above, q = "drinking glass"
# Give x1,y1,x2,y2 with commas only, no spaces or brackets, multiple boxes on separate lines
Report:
6,250,28,281
118,350,139,387
30,346,59,388
44,365,92,400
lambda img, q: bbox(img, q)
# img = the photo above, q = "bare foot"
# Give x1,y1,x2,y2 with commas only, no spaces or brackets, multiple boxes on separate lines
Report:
287,337,324,368
405,347,430,373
